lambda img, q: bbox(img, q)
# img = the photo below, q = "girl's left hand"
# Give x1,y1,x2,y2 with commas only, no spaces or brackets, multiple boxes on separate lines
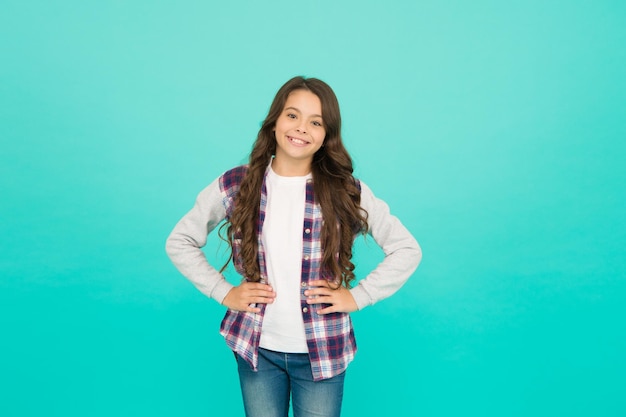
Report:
304,279,358,315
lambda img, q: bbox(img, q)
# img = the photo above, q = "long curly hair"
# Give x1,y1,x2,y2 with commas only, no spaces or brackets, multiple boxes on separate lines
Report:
221,76,368,288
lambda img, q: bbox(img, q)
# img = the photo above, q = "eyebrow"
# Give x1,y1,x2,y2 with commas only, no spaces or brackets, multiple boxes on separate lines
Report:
284,106,323,119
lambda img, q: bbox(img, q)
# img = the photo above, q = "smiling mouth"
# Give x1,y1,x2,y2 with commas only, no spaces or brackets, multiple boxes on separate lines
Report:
288,136,310,145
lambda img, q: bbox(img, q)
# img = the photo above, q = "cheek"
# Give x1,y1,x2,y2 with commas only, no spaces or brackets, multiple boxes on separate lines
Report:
274,121,288,135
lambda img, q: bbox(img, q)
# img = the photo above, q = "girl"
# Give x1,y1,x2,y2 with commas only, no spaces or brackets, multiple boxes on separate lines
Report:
166,76,421,417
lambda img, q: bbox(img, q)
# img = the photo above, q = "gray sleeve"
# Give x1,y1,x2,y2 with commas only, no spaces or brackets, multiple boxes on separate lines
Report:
349,181,422,309
165,179,235,303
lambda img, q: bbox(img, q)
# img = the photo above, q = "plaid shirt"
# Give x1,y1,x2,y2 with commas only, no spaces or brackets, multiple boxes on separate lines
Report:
218,165,356,381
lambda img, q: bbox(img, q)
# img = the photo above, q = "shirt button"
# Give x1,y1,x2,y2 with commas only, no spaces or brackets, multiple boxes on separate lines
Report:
304,228,311,234
301,282,307,287
302,307,309,313
303,255,310,261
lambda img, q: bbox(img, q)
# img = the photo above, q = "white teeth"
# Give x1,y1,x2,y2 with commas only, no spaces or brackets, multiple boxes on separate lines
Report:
290,137,306,144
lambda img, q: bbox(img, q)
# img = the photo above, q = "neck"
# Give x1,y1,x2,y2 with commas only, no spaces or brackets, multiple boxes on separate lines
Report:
271,157,312,177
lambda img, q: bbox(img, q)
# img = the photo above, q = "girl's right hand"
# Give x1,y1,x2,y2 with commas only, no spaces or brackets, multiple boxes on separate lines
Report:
222,282,276,313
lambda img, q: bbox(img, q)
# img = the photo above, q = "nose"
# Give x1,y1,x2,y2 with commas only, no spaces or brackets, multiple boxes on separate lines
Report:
296,121,307,133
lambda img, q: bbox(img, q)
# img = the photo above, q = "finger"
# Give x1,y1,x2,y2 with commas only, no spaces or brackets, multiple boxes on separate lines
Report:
243,282,274,291
249,296,274,304
247,289,276,298
307,280,331,288
304,288,330,297
307,295,332,304
316,305,336,315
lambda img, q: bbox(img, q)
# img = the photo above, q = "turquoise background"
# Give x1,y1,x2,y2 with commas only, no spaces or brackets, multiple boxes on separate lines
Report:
1,1,625,416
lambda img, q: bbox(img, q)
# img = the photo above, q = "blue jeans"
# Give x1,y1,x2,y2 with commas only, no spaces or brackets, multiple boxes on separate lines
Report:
236,348,345,417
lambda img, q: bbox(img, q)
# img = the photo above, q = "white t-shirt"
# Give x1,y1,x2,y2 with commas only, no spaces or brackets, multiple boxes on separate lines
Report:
258,164,310,353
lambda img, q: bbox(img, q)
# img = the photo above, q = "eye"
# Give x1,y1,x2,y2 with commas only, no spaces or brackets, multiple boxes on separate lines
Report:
312,120,323,127
286,113,297,119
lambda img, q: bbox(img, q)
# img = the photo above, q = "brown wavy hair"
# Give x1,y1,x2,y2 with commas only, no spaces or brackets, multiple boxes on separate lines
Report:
221,76,368,288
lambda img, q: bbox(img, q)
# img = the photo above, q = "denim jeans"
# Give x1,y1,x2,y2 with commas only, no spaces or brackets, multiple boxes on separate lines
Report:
236,348,345,417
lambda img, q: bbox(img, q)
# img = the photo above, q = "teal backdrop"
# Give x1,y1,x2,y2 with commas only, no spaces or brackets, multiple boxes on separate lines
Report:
1,1,625,416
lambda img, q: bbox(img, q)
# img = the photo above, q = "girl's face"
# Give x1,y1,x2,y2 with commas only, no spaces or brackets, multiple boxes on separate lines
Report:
273,89,326,176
